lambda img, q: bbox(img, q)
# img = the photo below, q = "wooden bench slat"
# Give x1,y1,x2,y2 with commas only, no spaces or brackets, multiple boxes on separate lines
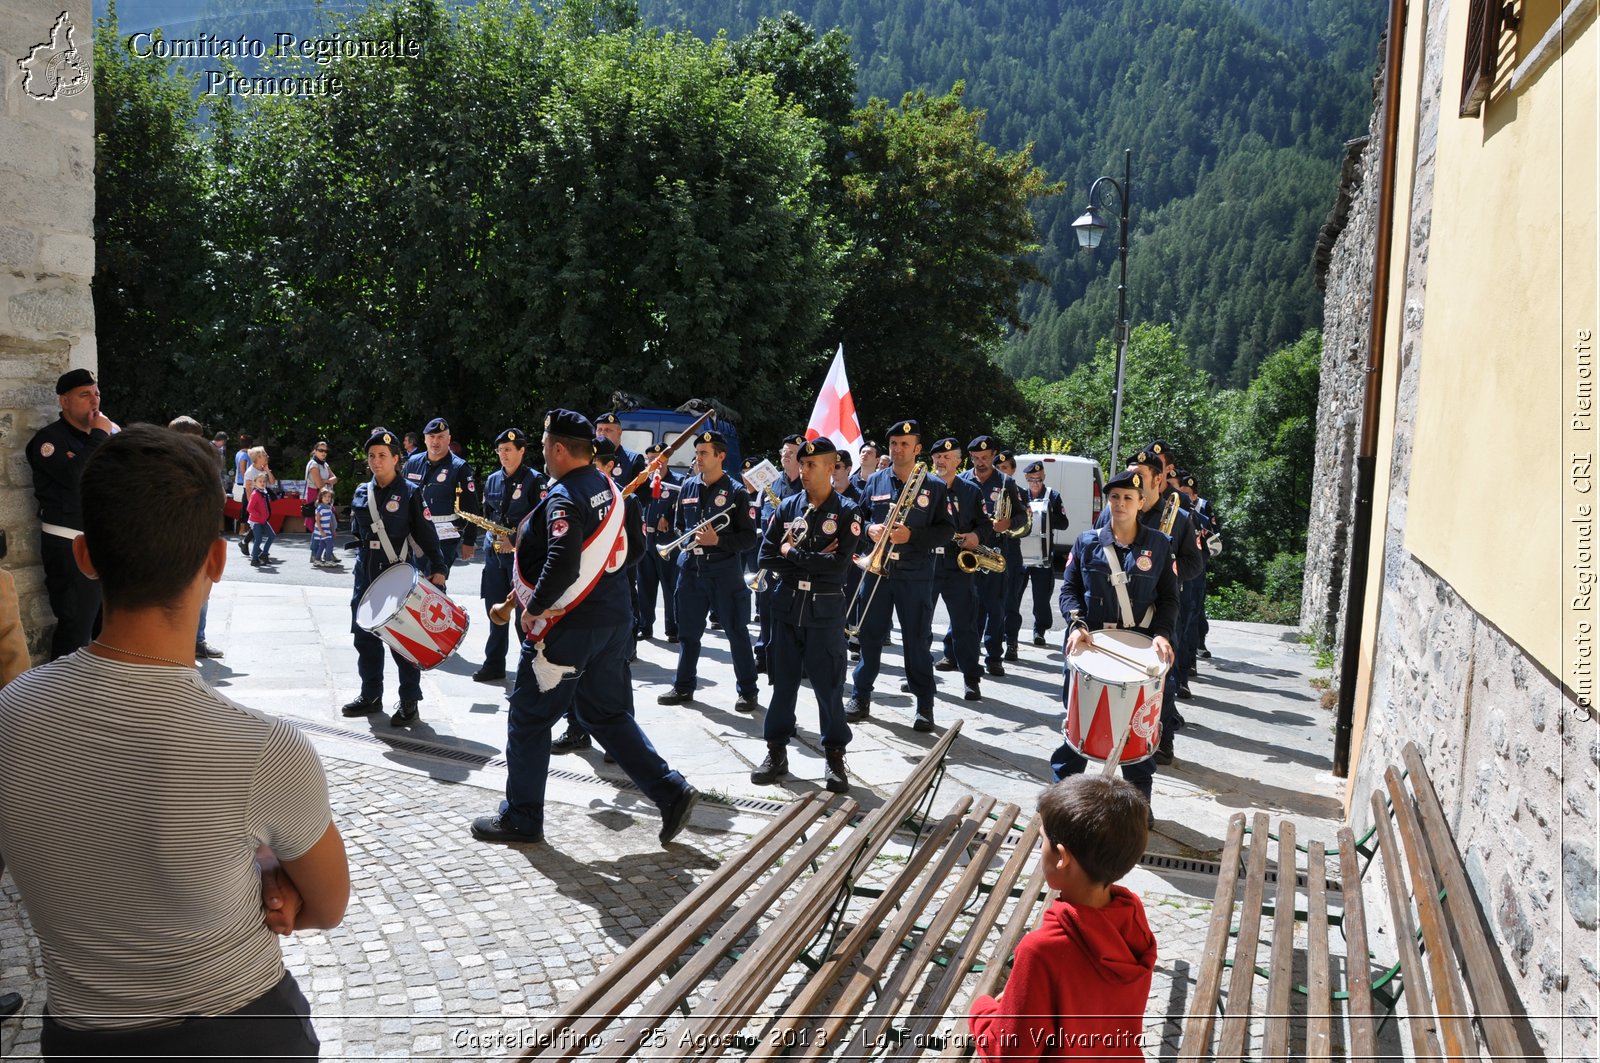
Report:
650,794,978,1062
745,803,979,1063
522,791,843,1061
1385,766,1478,1060
1177,812,1248,1063
1336,828,1378,1063
1217,811,1274,1061
1369,790,1443,1063
1262,819,1298,1062
933,855,1053,1063
1305,843,1332,1063
1403,742,1532,1061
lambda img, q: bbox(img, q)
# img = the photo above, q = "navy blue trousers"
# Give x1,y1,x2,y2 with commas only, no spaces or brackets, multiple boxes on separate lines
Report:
674,557,758,697
975,570,1007,663
637,542,679,637
933,566,981,685
851,573,935,713
351,604,422,701
764,588,851,749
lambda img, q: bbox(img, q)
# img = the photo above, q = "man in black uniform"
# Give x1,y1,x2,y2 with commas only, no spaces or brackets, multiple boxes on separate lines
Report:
846,420,952,731
1021,460,1069,645
637,442,681,643
471,409,699,847
475,428,545,684
929,437,987,701
596,412,647,637
750,437,860,792
996,450,1033,660
403,417,479,579
754,434,804,673
341,428,449,727
658,430,761,712
26,369,120,659
959,436,1024,675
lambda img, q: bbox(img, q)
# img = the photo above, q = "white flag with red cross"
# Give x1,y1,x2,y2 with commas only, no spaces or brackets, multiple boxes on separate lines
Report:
805,344,863,468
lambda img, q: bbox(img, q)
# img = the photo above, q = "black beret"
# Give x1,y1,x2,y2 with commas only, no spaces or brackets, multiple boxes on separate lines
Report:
693,429,728,448
886,419,921,439
594,412,621,426
365,427,400,451
646,443,667,457
544,409,594,439
495,428,526,447
1023,461,1044,475
781,433,808,448
798,437,837,459
741,456,759,471
592,436,619,459
1178,469,1197,489
967,435,996,453
55,368,95,395
1146,439,1177,465
1127,449,1163,473
929,437,961,454
836,450,853,468
997,450,1016,464
424,417,449,434
1105,468,1144,495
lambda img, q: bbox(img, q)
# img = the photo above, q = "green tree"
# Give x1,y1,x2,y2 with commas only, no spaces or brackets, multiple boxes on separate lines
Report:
92,5,216,424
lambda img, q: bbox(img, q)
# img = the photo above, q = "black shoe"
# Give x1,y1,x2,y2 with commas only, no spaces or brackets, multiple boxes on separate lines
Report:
659,785,701,844
237,537,250,555
849,649,861,662
473,665,506,683
635,630,650,641
249,558,263,567
935,657,957,672
1153,732,1175,765
750,746,789,785
1004,646,1020,662
844,697,870,722
666,633,679,644
913,710,935,733
899,679,911,693
550,729,591,754
985,660,1005,677
964,683,981,701
195,641,224,659
389,700,421,727
657,687,693,705
1032,634,1047,646
1177,684,1193,700
471,813,543,845
823,750,849,794
734,693,761,713
1198,647,1211,658
340,696,381,717
0,992,22,1021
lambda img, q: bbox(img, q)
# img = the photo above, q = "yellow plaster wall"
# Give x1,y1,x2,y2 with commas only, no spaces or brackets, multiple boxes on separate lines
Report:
1403,10,1595,675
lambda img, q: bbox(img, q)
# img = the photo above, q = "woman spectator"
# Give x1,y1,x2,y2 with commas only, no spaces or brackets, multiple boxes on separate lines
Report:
244,446,282,567
303,441,337,532
234,433,254,551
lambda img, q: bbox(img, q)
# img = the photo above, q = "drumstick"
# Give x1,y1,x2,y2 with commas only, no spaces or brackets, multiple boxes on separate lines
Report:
1081,640,1164,678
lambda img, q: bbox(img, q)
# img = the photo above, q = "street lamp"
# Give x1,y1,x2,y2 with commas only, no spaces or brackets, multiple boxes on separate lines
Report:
1072,149,1131,473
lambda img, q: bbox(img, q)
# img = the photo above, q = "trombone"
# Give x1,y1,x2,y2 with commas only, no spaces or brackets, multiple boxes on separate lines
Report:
844,462,928,638
656,510,731,559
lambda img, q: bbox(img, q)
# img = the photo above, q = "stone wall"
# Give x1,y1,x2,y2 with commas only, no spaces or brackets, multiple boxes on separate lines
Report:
0,0,96,658
1316,0,1598,1056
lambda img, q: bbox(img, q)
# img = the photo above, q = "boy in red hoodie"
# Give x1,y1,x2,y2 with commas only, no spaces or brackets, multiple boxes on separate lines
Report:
970,776,1157,1061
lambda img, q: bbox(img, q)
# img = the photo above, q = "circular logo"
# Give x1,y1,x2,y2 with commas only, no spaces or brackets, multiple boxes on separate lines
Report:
550,518,570,539
715,492,727,507
1131,698,1161,740
851,519,862,537
821,516,838,535
512,486,523,499
417,600,454,635
1135,554,1153,572
436,471,448,483
385,497,400,513
39,442,54,457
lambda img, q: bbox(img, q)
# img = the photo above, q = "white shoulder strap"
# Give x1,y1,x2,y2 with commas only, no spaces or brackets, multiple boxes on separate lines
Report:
1100,542,1154,629
367,484,402,565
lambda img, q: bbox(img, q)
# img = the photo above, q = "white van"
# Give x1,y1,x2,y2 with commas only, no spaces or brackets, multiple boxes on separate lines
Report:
1012,453,1103,563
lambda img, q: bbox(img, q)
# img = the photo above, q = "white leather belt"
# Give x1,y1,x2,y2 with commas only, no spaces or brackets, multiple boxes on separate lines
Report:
933,547,946,555
40,523,79,540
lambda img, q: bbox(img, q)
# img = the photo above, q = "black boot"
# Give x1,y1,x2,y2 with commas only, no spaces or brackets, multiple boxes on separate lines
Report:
750,744,789,784
823,749,850,793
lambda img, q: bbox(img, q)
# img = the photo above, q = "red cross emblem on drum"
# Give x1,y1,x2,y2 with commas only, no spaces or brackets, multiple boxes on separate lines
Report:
1064,629,1168,772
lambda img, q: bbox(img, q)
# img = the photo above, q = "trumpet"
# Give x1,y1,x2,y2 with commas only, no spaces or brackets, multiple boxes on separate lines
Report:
845,462,927,638
750,503,815,591
656,510,731,558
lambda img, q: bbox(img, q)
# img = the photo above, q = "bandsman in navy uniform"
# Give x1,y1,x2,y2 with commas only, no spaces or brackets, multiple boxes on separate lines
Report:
472,410,699,847
637,442,682,643
341,428,449,727
928,437,986,701
1051,467,1177,822
846,419,952,731
1173,468,1212,697
850,442,879,495
475,428,546,684
959,436,1025,676
751,437,861,793
1021,460,1069,645
403,417,479,578
996,450,1034,660
738,455,764,589
595,412,647,636
26,369,120,659
754,434,804,673
657,430,762,712
831,450,862,504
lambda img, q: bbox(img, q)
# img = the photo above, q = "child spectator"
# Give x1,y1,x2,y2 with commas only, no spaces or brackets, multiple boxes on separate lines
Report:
969,776,1156,1061
311,487,340,568
244,446,280,567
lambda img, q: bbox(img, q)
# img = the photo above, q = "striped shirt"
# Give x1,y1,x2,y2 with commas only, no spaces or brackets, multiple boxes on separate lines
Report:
0,651,331,1030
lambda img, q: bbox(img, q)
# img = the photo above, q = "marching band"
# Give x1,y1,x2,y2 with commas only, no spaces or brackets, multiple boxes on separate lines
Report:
342,406,1217,825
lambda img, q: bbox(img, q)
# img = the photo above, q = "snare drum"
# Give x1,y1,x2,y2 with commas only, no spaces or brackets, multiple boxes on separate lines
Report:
1063,629,1167,766
355,564,470,670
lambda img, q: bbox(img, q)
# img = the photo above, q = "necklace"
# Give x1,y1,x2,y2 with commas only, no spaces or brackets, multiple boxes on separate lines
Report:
90,639,194,669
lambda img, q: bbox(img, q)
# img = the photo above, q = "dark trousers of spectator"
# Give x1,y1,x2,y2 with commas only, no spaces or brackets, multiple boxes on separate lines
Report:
41,534,100,660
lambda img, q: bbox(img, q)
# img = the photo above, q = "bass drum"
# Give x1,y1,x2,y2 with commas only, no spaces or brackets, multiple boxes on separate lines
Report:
355,564,470,670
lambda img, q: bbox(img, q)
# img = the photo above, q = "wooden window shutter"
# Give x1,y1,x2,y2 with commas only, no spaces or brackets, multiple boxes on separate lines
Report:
1460,0,1505,116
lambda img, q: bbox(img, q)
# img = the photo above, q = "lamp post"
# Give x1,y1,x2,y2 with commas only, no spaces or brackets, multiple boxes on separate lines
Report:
1072,149,1132,473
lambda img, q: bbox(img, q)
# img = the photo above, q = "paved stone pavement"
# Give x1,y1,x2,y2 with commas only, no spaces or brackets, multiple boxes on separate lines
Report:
0,541,1345,1058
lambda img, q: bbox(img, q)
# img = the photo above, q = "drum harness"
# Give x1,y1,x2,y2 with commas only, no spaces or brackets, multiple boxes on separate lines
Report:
1101,544,1153,631
366,486,420,569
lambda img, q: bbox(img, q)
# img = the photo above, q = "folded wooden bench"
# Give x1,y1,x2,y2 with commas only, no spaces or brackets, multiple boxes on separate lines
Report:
1178,741,1540,1061
518,720,1061,1061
